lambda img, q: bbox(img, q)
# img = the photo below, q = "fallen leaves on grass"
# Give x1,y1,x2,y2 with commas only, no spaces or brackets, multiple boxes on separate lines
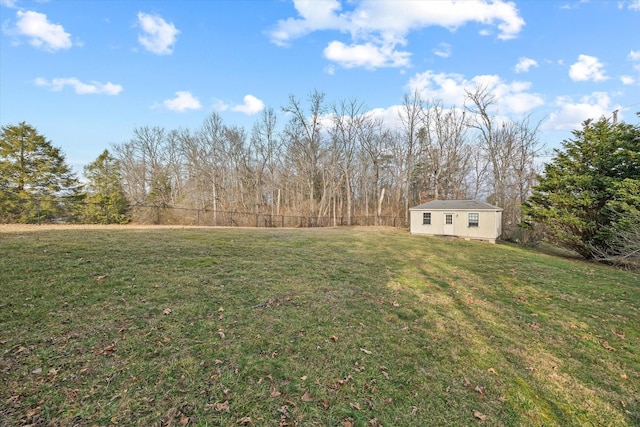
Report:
101,344,116,355
329,375,353,389
237,416,252,425
611,329,625,340
360,348,372,354
205,400,230,412
411,406,418,416
25,406,42,421
269,384,281,398
342,418,355,427
487,368,497,375
368,418,382,426
602,341,615,351
301,391,313,402
162,308,172,315
251,296,293,309
330,335,339,342
473,410,487,421
278,405,290,426
350,402,361,410
95,274,110,281
379,365,390,379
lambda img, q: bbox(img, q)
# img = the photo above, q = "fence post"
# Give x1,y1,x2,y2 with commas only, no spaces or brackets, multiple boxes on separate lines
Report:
281,215,284,228
197,209,200,226
256,214,259,227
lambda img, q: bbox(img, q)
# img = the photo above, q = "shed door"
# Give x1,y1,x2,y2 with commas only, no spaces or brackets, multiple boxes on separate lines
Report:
443,213,454,235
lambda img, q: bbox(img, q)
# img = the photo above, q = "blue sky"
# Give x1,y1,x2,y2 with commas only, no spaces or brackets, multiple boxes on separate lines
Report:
1,0,639,174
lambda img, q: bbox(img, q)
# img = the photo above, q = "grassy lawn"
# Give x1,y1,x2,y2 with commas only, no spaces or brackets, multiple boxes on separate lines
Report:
0,226,638,426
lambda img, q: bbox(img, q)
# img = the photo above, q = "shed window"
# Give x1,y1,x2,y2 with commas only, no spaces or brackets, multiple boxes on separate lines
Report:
422,212,431,225
468,213,479,227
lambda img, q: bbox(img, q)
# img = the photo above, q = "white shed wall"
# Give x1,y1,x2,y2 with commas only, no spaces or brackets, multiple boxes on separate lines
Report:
410,209,502,243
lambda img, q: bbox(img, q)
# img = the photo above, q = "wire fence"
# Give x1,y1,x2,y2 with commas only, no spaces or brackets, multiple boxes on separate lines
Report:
128,205,407,228
3,198,407,228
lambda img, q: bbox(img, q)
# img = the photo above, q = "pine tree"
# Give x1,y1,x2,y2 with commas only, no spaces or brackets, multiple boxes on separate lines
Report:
0,122,83,223
523,114,640,259
82,149,129,223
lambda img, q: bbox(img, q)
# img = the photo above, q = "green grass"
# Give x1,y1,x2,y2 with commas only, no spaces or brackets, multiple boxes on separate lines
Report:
0,226,638,426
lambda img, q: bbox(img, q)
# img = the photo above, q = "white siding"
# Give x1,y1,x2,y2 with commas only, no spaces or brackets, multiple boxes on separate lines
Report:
410,209,501,243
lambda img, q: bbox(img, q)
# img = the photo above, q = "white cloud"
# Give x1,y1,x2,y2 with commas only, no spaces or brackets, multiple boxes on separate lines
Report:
630,51,640,73
544,92,614,131
213,100,230,112
137,12,179,55
162,91,202,112
514,57,538,73
230,95,265,115
11,10,72,51
433,42,452,58
406,70,544,115
325,64,336,75
627,0,640,11
269,0,346,47
367,105,406,129
0,0,19,8
323,40,411,69
621,75,635,85
569,54,608,82
35,77,123,95
269,0,524,70
212,95,265,115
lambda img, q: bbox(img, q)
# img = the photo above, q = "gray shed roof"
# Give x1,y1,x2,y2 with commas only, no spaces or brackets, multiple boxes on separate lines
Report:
410,199,502,211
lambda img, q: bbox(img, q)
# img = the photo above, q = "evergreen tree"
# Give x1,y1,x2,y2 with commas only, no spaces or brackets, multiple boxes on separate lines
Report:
82,149,129,223
523,114,640,259
0,122,83,223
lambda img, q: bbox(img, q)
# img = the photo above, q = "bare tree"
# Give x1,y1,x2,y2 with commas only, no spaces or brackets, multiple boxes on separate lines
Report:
397,91,425,223
281,90,328,219
196,112,227,222
113,126,172,207
589,211,640,268
465,86,542,236
420,101,471,201
330,98,370,225
222,125,250,211
250,107,282,215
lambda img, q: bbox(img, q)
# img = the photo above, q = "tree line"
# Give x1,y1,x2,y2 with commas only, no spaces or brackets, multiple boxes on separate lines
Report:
106,87,542,234
2,88,638,266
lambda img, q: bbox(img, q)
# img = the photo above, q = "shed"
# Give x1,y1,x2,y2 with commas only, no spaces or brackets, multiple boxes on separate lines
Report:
409,200,503,243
